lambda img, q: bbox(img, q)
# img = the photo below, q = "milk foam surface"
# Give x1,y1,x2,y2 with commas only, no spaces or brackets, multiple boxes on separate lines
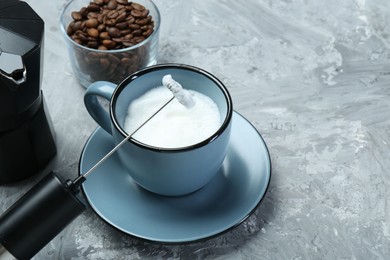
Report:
124,86,221,148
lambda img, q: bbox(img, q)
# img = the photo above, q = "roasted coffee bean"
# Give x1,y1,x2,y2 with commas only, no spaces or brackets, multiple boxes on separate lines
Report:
99,58,110,69
71,21,83,31
102,39,116,49
142,28,153,37
107,27,121,38
120,29,132,36
87,4,101,12
75,31,89,42
87,28,99,38
135,18,149,26
130,9,145,18
105,19,116,26
131,3,144,11
85,18,99,28
87,52,100,61
116,12,127,23
128,23,140,30
140,25,149,31
71,11,82,21
94,0,105,5
107,10,119,19
122,40,134,47
87,12,98,19
132,36,145,43
124,4,134,11
80,7,88,17
107,0,118,10
116,21,128,29
121,57,131,65
126,16,135,24
106,63,117,76
71,35,83,45
97,52,107,58
97,24,106,32
67,23,75,35
123,33,133,40
87,41,99,48
132,29,142,36
99,31,110,40
112,37,123,43
97,14,104,23
67,0,156,84
108,54,121,64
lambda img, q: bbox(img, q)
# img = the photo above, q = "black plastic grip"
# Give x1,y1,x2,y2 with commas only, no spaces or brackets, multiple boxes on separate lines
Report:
0,172,86,260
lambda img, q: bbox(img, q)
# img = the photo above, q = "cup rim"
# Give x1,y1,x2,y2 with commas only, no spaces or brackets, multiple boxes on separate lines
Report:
59,0,161,53
110,63,233,152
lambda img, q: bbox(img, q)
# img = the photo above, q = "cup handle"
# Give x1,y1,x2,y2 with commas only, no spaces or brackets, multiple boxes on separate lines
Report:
84,81,116,134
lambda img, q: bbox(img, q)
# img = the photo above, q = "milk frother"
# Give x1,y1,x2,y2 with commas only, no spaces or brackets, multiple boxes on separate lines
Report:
0,95,178,260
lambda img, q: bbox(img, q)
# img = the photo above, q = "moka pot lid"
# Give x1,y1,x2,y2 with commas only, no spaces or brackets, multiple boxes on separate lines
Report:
0,0,43,84
0,0,44,131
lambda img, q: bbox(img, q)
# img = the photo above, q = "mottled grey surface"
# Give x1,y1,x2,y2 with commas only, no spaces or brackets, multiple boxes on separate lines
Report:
1,0,389,259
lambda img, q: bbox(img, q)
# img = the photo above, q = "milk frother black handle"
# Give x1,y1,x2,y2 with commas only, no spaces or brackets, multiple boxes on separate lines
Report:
0,171,86,260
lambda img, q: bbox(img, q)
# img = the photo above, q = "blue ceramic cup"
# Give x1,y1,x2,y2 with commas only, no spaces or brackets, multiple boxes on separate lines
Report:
84,64,233,196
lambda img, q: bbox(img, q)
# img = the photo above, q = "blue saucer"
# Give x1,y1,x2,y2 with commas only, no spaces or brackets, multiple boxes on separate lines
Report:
79,111,271,243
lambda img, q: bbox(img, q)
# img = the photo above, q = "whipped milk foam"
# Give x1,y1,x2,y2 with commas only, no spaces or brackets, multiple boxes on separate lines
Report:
124,86,221,148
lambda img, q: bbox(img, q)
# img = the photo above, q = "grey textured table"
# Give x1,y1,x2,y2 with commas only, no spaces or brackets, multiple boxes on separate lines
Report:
1,0,390,259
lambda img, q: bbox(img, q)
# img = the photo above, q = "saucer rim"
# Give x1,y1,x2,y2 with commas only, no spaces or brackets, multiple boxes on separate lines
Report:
79,110,272,244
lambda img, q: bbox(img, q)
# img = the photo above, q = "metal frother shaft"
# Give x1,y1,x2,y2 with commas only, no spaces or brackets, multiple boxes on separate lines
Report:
69,96,175,189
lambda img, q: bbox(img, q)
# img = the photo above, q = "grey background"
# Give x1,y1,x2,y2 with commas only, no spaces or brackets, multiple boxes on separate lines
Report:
1,0,389,259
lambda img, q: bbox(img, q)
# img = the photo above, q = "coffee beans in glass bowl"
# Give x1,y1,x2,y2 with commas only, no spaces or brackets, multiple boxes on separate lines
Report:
60,0,160,87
